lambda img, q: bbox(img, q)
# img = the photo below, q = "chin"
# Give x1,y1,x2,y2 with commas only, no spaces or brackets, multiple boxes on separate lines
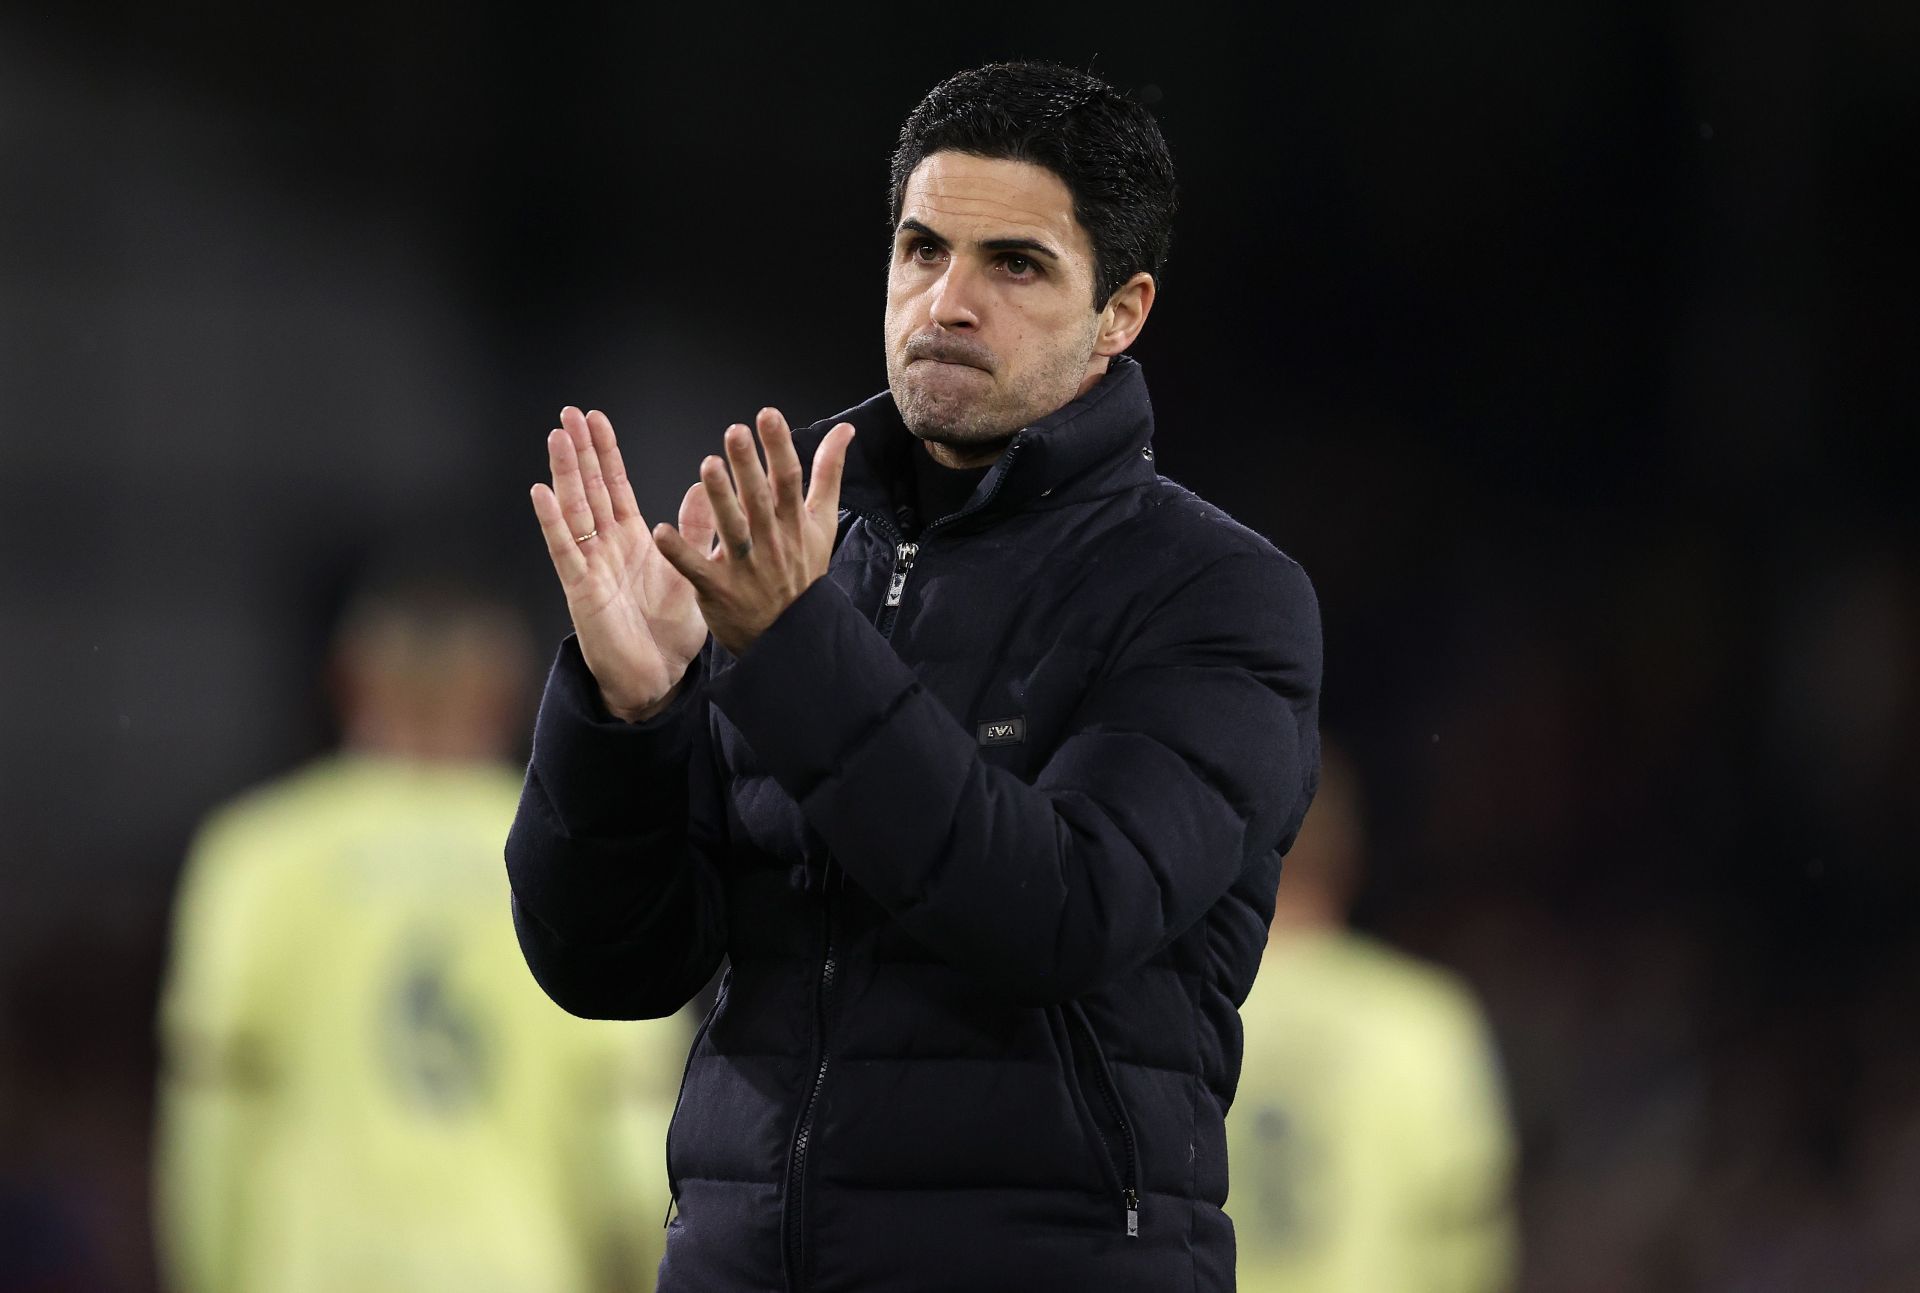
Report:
900,396,1014,447
893,377,982,439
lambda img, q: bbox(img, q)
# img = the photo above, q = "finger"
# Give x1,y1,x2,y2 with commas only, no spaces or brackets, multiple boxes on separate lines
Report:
586,409,643,524
701,453,754,561
726,422,776,543
652,521,718,593
679,482,718,556
563,407,617,533
547,427,601,545
758,407,804,521
530,482,590,582
805,422,857,521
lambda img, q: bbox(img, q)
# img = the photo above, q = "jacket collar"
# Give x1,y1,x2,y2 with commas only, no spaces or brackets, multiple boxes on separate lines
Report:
803,355,1157,533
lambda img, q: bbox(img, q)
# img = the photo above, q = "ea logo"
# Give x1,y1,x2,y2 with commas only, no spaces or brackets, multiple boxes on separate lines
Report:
976,717,1026,747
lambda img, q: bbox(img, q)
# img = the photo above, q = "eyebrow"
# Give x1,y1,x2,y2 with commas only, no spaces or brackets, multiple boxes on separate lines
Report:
897,218,1063,264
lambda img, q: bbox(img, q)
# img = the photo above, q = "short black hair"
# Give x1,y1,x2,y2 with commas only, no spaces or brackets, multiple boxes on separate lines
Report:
889,63,1178,309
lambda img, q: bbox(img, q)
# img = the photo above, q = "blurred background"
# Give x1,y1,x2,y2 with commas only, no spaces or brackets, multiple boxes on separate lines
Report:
2,2,1914,1289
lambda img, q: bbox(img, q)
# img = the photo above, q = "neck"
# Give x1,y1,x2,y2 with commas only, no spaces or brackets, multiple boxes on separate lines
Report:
1075,353,1112,399
922,438,1008,470
341,710,504,764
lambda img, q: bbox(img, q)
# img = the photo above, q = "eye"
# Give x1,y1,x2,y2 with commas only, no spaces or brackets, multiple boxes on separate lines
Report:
999,254,1039,279
909,239,945,264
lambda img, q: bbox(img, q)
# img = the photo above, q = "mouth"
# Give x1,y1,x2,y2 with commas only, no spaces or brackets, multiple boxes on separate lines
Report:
903,335,996,374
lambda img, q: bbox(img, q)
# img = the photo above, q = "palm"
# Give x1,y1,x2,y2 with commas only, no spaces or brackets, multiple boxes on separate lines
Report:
532,407,715,720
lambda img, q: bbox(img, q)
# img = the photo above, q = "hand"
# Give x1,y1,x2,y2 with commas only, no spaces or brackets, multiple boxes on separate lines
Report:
531,407,715,721
652,408,855,658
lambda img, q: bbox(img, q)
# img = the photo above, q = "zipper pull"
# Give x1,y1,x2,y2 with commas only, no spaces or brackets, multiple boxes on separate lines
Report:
1125,1188,1139,1238
884,541,919,608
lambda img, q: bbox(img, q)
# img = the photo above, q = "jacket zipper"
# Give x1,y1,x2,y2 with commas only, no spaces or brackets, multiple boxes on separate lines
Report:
1067,1006,1142,1236
860,442,1024,639
781,443,1035,1272
874,541,918,637
783,876,838,1290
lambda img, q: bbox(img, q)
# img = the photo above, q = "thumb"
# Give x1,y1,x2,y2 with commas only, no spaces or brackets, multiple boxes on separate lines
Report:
805,423,856,523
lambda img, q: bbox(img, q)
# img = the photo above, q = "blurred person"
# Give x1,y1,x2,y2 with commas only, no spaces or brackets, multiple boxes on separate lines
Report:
154,565,686,1293
508,63,1321,1292
1229,745,1518,1292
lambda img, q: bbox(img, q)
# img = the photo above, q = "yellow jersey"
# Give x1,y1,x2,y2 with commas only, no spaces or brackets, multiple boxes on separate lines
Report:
155,755,690,1293
1228,930,1518,1293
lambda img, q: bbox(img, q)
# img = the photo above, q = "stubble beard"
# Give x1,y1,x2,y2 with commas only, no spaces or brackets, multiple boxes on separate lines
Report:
889,324,1100,456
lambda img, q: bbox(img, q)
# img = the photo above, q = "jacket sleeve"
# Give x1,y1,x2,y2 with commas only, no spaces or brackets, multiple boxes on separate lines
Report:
505,636,728,1020
707,547,1321,1004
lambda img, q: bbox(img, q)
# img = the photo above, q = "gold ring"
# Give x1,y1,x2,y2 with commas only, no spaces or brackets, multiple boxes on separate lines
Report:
574,528,598,543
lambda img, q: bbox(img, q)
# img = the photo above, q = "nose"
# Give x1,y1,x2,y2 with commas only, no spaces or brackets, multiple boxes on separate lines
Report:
929,260,983,332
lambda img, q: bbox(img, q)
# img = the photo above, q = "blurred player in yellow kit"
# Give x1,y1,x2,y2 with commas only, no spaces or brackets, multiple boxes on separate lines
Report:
1229,746,1519,1293
155,566,689,1293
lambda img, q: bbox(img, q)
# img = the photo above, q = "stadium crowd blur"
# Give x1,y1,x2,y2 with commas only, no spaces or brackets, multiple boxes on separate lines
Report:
1,4,1913,1291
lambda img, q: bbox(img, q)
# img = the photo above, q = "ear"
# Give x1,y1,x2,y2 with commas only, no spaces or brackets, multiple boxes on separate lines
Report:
1093,272,1156,357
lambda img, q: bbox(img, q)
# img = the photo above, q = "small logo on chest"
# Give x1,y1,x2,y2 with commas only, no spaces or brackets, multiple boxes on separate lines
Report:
977,716,1026,746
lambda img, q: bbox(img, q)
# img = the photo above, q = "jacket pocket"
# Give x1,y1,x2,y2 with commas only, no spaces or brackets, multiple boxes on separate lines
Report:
664,972,728,1210
1062,1001,1144,1237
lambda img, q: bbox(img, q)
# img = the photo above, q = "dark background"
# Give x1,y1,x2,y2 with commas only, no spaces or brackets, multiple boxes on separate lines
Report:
2,2,1915,1289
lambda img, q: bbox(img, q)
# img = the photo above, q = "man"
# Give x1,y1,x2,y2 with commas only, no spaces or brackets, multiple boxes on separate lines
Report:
156,568,686,1293
1229,746,1518,1292
508,62,1322,1291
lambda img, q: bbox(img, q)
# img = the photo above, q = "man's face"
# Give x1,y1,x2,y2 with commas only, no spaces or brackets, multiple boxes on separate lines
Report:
884,152,1107,463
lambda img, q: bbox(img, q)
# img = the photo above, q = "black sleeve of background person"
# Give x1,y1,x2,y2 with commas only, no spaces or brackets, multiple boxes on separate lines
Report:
708,548,1321,1004
505,637,728,1020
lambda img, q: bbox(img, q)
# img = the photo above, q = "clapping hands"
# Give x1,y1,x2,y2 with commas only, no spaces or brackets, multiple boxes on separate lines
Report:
532,406,854,720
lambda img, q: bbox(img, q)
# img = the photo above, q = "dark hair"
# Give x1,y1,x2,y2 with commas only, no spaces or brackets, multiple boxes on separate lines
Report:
889,62,1177,308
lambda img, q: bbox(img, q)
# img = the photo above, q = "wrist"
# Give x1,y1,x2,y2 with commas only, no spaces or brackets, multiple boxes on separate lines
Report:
604,676,686,724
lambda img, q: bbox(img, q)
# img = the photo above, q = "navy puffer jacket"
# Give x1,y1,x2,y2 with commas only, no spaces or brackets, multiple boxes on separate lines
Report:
507,357,1321,1292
